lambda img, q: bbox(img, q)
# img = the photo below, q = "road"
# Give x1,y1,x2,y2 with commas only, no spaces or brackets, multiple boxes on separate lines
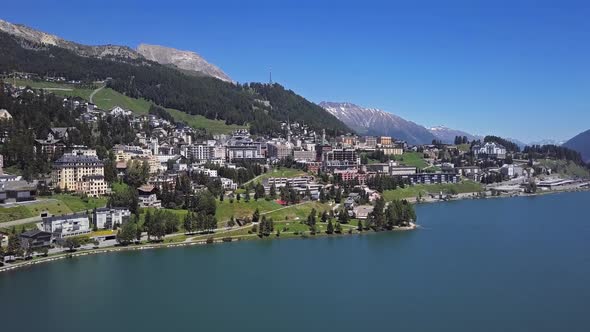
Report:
89,84,105,104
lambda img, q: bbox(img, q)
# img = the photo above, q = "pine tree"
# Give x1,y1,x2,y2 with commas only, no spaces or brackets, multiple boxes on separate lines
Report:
335,222,343,234
326,220,334,234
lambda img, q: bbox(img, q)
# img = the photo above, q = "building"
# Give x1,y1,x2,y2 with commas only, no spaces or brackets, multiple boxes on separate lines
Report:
183,144,214,161
110,106,132,117
52,154,105,195
293,150,316,162
267,142,293,160
456,166,482,181
353,205,374,220
42,213,91,238
361,136,377,148
333,169,370,185
377,136,393,146
380,146,403,156
19,230,52,250
404,172,459,185
472,142,507,159
389,166,417,176
0,180,37,203
138,185,161,208
75,175,107,197
219,177,238,190
322,148,359,165
337,135,357,147
93,208,131,229
34,133,65,160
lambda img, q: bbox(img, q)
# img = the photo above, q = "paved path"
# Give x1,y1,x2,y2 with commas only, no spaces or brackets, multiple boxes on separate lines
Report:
89,85,105,104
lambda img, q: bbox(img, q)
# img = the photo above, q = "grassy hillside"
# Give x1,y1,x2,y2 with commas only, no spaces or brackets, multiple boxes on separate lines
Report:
165,108,247,134
10,78,245,134
392,152,429,169
538,159,590,178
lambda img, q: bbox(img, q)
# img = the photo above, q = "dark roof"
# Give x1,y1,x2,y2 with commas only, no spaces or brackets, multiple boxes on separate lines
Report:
20,229,52,238
42,212,88,223
53,154,103,167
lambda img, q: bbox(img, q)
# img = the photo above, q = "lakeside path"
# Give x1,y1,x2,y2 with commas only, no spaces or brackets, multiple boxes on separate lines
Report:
2,186,588,274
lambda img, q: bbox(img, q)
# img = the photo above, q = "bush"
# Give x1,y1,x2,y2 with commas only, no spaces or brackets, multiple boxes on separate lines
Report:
222,237,232,242
206,237,214,244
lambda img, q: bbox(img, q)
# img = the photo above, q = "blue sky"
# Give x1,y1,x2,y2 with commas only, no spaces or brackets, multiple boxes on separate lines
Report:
2,0,589,142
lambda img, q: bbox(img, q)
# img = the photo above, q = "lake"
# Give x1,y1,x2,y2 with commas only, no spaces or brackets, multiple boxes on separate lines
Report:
1,191,589,331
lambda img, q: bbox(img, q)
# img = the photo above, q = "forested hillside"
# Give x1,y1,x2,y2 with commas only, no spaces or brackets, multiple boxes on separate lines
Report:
0,31,351,135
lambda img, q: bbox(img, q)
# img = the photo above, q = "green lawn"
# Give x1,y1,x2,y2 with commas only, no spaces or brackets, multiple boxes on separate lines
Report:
264,201,333,222
92,88,152,114
392,152,429,169
52,194,108,212
0,199,73,224
383,181,483,201
0,195,108,224
215,199,282,222
165,108,247,134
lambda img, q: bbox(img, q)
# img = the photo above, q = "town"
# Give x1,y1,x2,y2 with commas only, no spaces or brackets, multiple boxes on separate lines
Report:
0,80,588,269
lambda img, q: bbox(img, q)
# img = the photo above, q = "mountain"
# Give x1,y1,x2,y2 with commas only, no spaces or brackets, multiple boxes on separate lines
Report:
563,129,590,162
428,126,481,144
320,102,435,145
529,139,565,146
0,19,350,135
0,18,141,60
137,44,232,82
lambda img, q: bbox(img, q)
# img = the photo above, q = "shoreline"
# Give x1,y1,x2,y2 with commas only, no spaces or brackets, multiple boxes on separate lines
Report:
0,222,417,274
1,186,587,274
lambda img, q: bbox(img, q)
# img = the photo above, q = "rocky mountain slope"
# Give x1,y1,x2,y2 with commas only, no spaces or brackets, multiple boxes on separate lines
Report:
320,102,436,145
563,129,590,162
137,44,231,82
0,19,229,81
0,18,141,60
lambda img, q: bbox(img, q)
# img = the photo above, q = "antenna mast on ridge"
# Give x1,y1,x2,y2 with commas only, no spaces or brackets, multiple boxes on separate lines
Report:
269,67,273,85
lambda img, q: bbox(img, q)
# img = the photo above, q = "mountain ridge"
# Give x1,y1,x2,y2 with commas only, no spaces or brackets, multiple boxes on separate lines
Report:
137,44,232,82
320,101,436,145
563,129,590,162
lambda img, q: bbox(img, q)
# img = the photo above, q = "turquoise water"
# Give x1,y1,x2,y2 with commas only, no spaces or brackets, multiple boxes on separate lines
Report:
1,192,589,331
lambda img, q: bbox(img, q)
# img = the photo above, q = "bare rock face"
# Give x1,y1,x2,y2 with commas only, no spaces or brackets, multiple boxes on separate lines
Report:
137,44,232,82
320,101,436,145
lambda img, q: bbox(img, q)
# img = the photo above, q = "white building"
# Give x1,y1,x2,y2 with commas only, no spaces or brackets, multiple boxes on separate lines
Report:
93,208,131,229
42,213,91,238
473,142,507,159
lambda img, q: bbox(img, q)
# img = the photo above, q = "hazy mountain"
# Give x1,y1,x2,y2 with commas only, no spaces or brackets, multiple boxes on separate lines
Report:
137,44,232,82
563,129,590,162
320,102,436,145
428,126,481,144
0,18,141,60
528,139,565,146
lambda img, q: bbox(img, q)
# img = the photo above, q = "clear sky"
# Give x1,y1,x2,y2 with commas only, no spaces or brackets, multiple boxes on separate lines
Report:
2,0,589,143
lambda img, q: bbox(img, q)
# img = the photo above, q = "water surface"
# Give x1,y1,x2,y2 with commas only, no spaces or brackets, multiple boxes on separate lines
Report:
1,192,589,331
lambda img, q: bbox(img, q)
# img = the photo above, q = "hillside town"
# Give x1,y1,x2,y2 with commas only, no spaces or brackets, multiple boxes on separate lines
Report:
0,81,589,267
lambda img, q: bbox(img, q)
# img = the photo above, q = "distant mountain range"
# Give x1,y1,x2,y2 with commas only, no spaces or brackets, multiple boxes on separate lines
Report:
320,102,436,145
563,129,590,162
428,126,481,144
